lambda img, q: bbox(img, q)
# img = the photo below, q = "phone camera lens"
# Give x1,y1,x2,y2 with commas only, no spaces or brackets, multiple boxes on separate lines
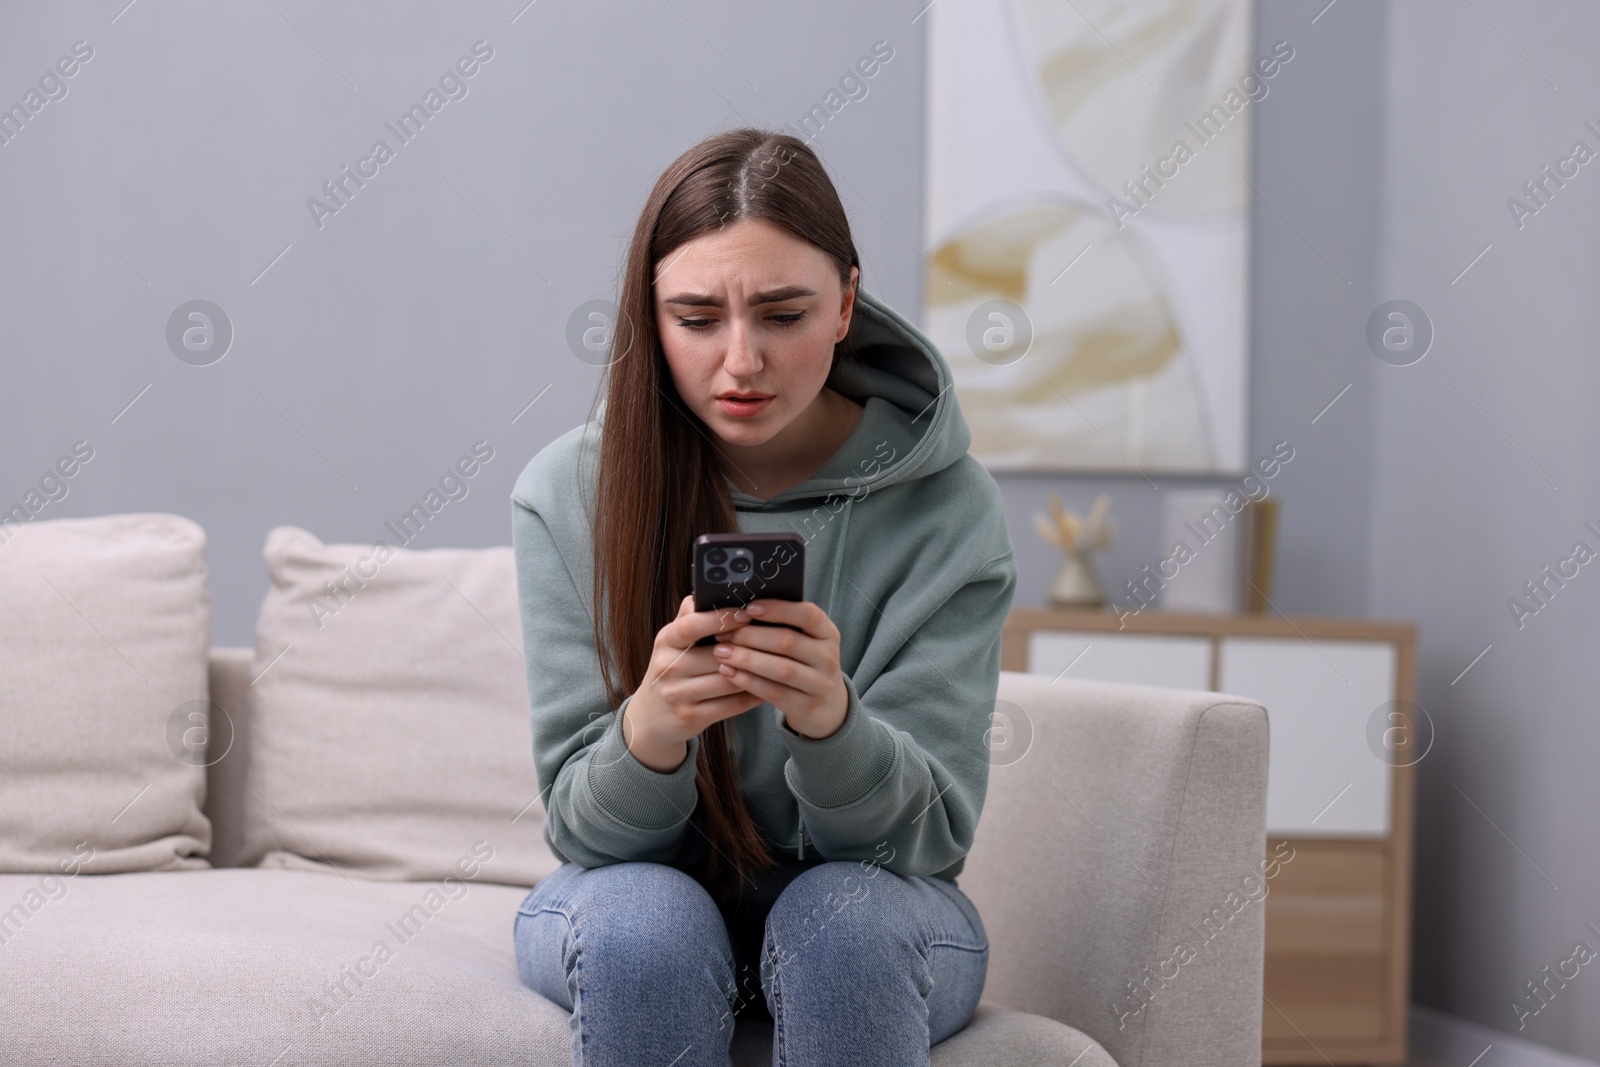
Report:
706,548,728,565
707,566,728,582
730,557,750,574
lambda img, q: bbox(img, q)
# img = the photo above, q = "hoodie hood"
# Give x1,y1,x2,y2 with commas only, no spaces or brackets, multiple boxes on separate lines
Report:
605,285,976,627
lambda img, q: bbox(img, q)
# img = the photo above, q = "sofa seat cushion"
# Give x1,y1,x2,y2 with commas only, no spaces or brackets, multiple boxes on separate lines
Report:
0,868,566,1066
729,1004,1119,1066
0,868,1113,1066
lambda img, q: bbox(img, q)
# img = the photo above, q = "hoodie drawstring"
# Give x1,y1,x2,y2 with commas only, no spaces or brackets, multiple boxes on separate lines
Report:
798,496,853,860
823,496,854,619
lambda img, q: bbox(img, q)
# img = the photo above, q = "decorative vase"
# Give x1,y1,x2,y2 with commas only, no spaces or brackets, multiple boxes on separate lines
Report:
1034,491,1115,610
1048,550,1105,609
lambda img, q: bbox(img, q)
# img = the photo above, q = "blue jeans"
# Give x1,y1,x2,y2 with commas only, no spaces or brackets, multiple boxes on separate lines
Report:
513,859,989,1066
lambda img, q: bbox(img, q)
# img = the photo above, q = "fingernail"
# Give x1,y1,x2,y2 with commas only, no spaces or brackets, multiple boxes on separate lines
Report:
713,644,731,657
747,603,766,616
733,610,748,621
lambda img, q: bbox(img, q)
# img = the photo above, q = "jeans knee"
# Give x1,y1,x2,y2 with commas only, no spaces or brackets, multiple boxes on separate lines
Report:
567,863,729,976
764,861,925,979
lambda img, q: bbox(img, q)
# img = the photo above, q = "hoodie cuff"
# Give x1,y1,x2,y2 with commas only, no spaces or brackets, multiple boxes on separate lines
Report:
779,672,898,810
586,696,702,831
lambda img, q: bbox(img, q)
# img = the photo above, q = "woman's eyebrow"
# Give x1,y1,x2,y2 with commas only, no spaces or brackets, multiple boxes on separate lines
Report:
661,285,818,308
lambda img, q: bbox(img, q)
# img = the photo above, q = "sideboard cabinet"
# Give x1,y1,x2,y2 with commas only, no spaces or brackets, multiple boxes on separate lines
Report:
1002,607,1418,1065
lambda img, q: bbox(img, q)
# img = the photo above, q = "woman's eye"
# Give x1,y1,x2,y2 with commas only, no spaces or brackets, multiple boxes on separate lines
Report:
677,312,806,331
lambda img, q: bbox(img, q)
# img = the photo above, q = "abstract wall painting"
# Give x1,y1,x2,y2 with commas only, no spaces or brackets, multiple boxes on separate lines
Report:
924,0,1262,474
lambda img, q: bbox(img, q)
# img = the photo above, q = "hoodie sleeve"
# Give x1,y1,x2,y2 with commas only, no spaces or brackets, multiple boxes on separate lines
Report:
775,547,1017,878
511,497,702,868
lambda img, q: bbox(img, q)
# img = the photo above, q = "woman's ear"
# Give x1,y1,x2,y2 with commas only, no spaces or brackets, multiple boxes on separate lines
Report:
836,266,859,343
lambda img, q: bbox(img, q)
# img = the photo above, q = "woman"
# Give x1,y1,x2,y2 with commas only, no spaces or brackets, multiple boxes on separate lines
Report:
509,127,1017,1067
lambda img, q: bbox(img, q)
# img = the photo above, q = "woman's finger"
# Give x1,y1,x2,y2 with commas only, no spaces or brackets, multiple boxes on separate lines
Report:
714,619,825,661
714,664,809,712
713,642,824,695
740,598,836,641
664,598,750,650
655,666,752,705
653,690,766,740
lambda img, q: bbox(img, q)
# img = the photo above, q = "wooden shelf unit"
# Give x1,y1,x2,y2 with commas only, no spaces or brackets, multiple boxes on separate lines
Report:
1002,606,1417,1065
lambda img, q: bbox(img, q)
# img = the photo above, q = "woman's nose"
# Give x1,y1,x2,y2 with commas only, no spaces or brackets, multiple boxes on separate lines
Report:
723,321,762,376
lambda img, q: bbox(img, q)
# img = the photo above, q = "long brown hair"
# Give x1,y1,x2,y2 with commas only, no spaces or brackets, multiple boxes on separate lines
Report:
588,128,860,902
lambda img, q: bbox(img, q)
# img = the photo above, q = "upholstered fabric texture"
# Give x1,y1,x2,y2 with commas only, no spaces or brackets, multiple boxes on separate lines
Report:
0,512,211,874
962,672,1269,1067
239,526,562,887
0,867,1114,1066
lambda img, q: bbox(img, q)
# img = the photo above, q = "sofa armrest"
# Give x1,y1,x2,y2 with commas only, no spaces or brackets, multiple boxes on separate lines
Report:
961,670,1269,1067
205,647,255,869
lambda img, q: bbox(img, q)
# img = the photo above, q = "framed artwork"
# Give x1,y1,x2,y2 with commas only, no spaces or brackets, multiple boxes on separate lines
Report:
923,0,1263,474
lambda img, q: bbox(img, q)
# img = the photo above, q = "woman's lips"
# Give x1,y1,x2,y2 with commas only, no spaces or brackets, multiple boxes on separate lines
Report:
716,395,773,417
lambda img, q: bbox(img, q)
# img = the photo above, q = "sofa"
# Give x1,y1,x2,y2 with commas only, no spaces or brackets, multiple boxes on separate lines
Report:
0,514,1270,1065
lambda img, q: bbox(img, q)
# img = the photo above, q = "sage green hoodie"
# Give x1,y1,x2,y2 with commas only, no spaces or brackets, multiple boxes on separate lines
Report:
510,286,1017,905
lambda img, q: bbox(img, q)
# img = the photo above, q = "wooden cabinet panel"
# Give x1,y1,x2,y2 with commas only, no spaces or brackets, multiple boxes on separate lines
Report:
1263,838,1397,1061
1263,954,1386,1038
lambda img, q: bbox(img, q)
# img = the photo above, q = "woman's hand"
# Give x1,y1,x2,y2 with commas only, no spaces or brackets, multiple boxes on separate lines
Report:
620,596,766,772
710,598,850,740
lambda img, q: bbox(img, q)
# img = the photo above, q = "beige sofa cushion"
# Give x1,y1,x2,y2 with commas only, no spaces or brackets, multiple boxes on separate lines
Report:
0,512,211,873
0,867,1109,1065
240,526,560,887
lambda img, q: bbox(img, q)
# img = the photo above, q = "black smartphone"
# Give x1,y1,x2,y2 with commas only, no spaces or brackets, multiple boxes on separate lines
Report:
691,532,805,647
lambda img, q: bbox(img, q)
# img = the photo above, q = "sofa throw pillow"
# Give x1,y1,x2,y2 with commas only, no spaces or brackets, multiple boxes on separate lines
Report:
0,512,211,874
240,525,561,887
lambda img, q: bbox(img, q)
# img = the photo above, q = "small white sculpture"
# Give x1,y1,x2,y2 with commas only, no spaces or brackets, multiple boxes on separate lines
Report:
1033,492,1115,609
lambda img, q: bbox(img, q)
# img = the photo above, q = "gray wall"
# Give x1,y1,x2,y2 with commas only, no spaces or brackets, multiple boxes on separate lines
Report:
5,0,1591,1056
0,0,1382,647
1372,0,1600,1057
0,0,943,646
